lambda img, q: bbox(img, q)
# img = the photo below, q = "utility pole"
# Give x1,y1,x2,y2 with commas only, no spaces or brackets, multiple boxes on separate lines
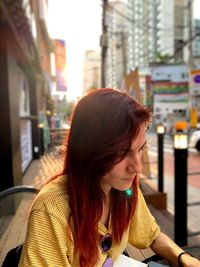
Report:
121,32,127,77
101,0,108,88
187,0,194,121
187,0,193,67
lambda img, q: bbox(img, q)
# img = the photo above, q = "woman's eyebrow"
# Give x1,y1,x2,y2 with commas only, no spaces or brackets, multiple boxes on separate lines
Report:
130,140,147,151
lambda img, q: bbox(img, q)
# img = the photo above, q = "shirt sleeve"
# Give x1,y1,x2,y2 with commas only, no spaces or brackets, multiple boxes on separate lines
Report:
18,185,75,267
128,188,160,249
19,209,72,267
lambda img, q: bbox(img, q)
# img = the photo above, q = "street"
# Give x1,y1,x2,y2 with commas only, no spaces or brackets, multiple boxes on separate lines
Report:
146,132,200,236
147,132,200,189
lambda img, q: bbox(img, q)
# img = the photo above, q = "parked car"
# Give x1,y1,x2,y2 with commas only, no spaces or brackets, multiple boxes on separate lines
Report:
189,130,200,152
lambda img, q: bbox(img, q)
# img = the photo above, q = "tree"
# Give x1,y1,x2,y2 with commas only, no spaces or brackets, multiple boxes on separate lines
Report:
156,52,170,63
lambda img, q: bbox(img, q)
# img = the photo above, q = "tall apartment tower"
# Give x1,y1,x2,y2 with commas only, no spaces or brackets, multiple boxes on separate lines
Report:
193,19,200,58
83,50,101,93
105,1,128,88
127,0,187,69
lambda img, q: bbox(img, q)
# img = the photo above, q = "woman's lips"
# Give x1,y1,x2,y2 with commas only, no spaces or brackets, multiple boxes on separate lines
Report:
121,176,135,181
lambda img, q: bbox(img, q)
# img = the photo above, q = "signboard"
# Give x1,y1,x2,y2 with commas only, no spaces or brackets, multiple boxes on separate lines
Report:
20,119,32,172
152,81,189,103
54,39,67,92
191,69,200,96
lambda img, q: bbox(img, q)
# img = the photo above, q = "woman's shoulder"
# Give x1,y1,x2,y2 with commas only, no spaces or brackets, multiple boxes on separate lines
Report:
31,175,70,219
40,174,68,194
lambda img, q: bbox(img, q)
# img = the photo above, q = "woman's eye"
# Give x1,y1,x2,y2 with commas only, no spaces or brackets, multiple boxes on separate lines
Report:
139,146,145,152
139,142,147,152
138,145,146,154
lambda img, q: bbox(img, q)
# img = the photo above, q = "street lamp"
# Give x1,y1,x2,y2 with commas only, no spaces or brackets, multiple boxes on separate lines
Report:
156,124,165,192
174,132,188,149
38,123,44,155
173,131,188,246
157,124,165,134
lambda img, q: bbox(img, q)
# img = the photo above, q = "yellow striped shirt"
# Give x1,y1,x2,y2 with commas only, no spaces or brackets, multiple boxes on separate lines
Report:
19,175,160,267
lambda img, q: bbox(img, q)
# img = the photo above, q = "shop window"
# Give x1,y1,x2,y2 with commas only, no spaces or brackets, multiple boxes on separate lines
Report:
19,78,30,117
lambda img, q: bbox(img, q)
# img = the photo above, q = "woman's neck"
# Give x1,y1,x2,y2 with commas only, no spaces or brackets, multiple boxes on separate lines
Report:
100,196,111,228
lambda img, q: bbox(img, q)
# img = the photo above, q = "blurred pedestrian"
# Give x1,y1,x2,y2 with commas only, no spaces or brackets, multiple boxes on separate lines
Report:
19,88,200,267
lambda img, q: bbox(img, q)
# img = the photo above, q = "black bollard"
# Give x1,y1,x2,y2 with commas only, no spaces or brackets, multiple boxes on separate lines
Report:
38,123,44,155
157,125,165,192
174,132,188,246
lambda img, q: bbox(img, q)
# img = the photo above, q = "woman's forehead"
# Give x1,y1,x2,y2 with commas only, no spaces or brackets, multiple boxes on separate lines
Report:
131,125,147,147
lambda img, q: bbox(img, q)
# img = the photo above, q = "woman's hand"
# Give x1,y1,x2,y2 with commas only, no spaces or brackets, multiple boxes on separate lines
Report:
179,253,200,267
150,232,200,267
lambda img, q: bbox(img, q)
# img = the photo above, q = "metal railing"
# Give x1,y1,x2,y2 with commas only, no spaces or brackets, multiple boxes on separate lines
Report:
47,129,68,155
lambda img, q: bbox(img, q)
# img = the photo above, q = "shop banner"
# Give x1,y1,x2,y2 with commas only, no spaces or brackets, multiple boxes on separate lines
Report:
54,39,67,92
190,69,200,95
152,81,189,103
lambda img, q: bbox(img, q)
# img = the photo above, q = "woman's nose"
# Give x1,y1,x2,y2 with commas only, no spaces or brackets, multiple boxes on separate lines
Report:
127,155,142,174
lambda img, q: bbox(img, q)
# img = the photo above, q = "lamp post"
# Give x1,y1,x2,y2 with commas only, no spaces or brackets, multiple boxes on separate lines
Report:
38,123,44,156
101,0,108,88
173,131,188,246
157,124,165,192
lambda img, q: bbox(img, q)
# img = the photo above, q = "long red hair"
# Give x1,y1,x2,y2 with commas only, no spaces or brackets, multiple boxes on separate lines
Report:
63,88,151,266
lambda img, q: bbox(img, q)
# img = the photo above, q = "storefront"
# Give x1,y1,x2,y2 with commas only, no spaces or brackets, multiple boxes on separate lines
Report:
0,0,45,190
18,69,33,172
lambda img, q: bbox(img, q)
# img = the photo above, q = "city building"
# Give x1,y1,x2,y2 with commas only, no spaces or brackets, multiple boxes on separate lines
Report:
127,0,189,70
104,0,128,88
193,19,200,58
0,0,53,190
83,50,101,93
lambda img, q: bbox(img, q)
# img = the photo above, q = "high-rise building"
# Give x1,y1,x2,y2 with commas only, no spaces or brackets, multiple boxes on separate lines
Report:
127,0,188,69
105,1,128,88
193,19,200,57
83,50,101,93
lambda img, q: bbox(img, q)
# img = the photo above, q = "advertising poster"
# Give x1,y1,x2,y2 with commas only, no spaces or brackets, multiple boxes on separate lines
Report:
190,69,200,96
152,81,189,103
54,39,67,92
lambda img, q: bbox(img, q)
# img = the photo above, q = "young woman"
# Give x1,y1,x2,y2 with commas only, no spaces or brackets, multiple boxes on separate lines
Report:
19,89,200,267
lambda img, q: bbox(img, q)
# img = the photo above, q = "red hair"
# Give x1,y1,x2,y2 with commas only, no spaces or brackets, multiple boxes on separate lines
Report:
63,88,151,266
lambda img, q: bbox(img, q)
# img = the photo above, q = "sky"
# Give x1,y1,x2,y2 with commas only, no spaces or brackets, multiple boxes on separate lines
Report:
193,0,200,19
48,0,200,101
48,0,102,100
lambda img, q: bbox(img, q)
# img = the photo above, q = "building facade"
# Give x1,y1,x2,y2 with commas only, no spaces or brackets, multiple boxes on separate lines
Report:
83,50,101,93
126,0,190,70
104,0,128,88
193,19,200,57
0,0,53,190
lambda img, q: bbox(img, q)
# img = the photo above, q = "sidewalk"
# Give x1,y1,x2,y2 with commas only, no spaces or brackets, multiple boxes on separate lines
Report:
23,153,64,189
147,150,200,246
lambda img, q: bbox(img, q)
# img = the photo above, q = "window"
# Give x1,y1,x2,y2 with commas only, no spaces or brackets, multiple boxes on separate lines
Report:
19,74,30,117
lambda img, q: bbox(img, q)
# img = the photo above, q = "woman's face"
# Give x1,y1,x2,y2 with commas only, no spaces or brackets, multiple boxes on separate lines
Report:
100,124,147,196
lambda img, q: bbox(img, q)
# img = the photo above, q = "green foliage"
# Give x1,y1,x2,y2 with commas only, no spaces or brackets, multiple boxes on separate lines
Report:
156,52,170,63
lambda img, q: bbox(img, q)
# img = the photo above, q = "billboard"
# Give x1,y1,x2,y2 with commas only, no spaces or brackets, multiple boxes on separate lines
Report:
190,69,200,96
54,39,67,92
152,81,189,103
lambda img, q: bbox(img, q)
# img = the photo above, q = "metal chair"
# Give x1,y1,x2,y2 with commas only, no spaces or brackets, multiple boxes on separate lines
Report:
0,185,39,266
